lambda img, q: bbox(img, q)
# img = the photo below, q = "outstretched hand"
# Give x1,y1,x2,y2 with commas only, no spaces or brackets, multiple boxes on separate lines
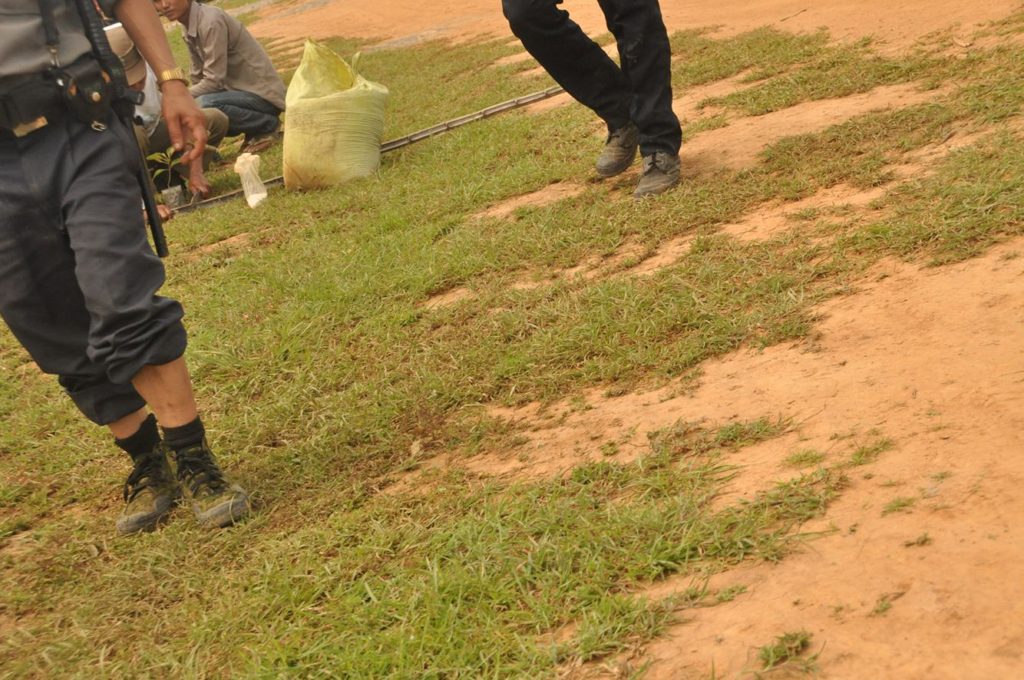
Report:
159,81,208,165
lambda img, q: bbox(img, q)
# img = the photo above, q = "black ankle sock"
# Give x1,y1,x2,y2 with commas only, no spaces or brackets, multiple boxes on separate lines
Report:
161,416,206,453
114,414,161,462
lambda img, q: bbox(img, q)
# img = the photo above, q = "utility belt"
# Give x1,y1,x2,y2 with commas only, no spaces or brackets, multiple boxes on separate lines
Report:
0,53,116,138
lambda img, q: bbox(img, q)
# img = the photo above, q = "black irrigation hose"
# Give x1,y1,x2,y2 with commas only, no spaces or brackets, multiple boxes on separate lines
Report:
175,85,565,214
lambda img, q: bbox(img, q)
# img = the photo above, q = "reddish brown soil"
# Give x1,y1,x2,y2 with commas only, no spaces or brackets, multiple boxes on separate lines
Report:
249,0,1017,55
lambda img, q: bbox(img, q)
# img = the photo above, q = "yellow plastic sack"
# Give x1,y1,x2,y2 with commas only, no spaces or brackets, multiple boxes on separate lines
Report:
283,40,389,189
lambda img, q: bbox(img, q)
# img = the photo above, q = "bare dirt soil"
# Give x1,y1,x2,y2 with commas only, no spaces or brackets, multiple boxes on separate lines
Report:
251,1,1024,677
250,0,1018,54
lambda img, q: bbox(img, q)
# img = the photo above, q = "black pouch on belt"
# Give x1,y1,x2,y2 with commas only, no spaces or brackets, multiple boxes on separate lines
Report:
0,75,62,133
47,55,115,129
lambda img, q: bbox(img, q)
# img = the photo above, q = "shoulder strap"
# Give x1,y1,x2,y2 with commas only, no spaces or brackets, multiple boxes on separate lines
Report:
35,0,62,66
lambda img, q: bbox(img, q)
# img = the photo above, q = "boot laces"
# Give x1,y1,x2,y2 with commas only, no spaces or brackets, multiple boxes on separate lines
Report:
175,446,227,497
642,151,669,173
123,452,167,503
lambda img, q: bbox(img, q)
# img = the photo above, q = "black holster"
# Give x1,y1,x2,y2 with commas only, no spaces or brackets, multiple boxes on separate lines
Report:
46,54,115,128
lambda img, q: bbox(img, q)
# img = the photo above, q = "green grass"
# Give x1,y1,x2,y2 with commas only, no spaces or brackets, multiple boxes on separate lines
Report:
870,591,906,616
1,420,846,676
210,0,273,12
715,584,748,603
670,28,831,88
882,496,917,516
848,437,894,466
784,449,825,468
705,39,938,116
683,112,731,138
757,630,813,670
4,12,1024,677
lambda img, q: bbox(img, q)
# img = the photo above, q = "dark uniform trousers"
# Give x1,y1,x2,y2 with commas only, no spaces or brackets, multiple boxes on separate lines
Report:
502,0,682,156
0,112,188,425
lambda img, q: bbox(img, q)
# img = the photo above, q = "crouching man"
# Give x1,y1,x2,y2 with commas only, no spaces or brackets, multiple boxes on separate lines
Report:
155,0,286,154
0,0,250,533
106,22,228,201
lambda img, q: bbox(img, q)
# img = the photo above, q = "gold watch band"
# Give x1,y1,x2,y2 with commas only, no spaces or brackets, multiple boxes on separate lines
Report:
156,67,188,87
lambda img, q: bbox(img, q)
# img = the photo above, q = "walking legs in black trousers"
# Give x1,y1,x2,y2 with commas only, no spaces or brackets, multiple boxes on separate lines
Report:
503,0,682,196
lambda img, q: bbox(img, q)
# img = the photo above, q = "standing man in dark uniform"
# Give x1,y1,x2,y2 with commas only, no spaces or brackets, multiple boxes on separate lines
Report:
0,0,250,533
502,0,682,197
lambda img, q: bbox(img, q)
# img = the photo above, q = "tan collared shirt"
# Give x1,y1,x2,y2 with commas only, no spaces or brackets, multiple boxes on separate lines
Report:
184,2,286,111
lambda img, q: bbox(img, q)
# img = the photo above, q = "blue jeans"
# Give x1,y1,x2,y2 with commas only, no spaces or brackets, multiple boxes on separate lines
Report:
195,90,281,139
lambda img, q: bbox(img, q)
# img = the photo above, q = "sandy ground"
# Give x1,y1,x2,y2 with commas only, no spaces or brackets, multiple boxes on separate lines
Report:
250,0,1021,54
250,1,1024,677
494,240,1022,679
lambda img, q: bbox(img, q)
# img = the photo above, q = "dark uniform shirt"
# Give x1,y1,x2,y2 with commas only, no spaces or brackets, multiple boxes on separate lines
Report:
0,0,117,78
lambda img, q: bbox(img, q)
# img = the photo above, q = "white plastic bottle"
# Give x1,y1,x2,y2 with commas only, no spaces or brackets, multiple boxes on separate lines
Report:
234,153,268,208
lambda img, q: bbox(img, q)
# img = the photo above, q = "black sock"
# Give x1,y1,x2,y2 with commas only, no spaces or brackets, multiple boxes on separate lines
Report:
114,414,161,462
161,416,206,453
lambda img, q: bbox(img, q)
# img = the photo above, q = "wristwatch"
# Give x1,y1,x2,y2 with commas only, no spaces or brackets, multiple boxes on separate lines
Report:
156,67,188,87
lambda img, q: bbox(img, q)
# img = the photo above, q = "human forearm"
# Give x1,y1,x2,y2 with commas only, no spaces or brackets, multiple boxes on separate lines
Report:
112,0,179,74
113,0,207,162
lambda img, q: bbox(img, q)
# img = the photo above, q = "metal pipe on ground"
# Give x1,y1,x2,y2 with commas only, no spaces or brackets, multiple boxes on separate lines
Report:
175,85,565,214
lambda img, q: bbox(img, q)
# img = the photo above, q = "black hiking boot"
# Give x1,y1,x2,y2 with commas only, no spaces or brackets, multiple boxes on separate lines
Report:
634,151,681,198
117,444,180,535
595,122,640,178
170,440,250,528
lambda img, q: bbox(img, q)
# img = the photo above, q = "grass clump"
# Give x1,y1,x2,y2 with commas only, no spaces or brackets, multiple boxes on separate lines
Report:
845,130,1024,264
707,40,937,116
715,584,748,603
882,496,917,516
785,449,825,468
870,591,906,616
671,27,831,87
758,630,813,670
849,437,894,466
